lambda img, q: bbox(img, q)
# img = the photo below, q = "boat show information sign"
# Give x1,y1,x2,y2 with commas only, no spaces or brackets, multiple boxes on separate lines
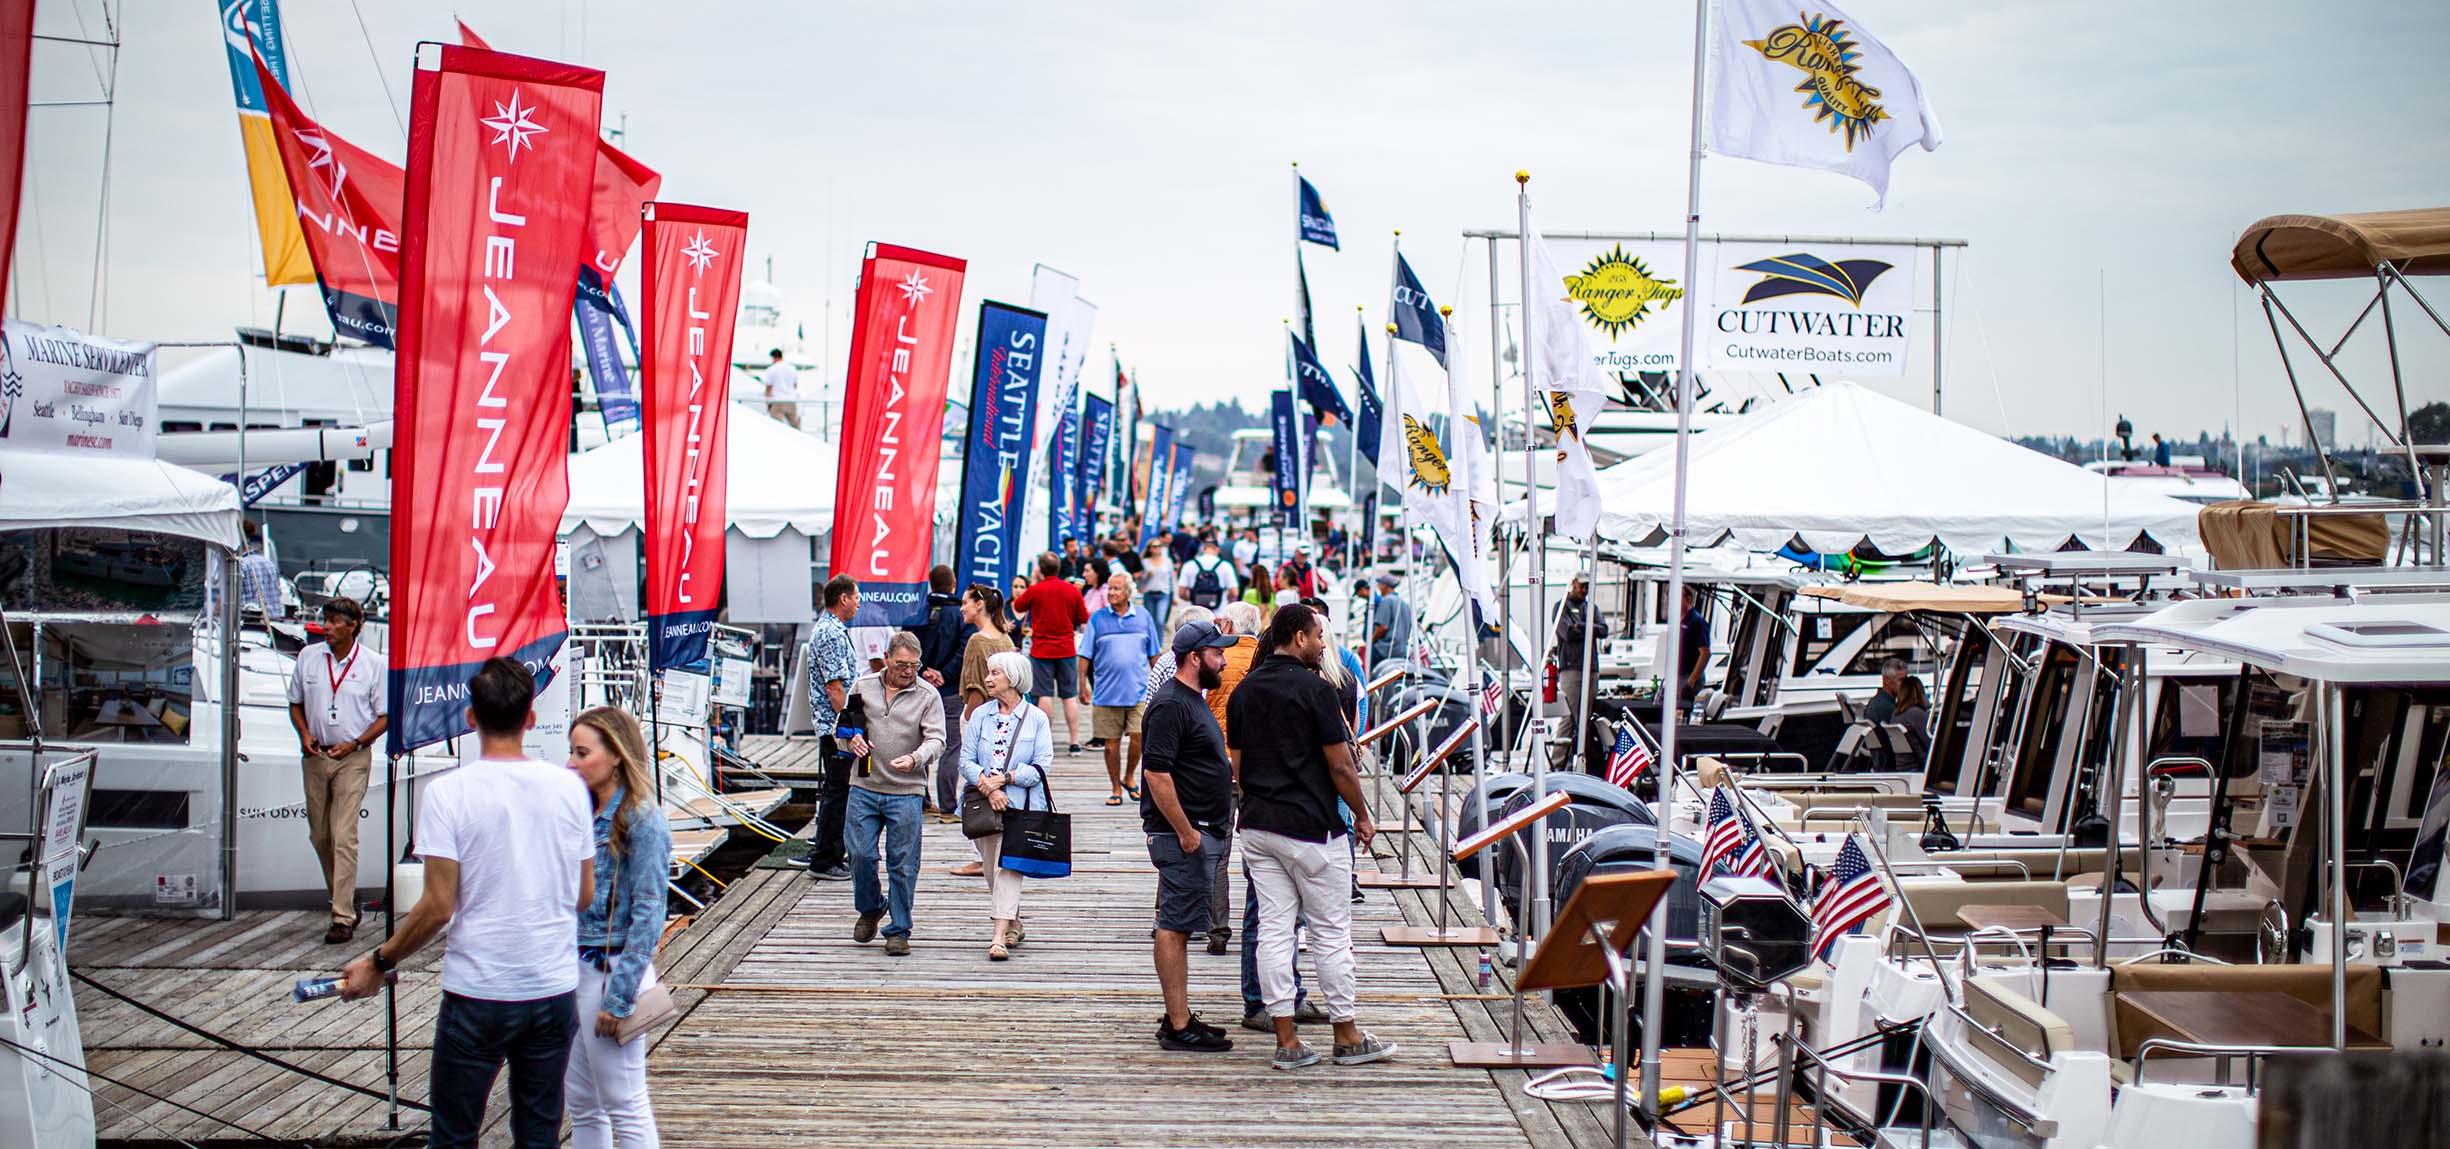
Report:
641,202,749,672
830,242,967,628
1536,237,1921,377
0,318,156,458
387,44,602,754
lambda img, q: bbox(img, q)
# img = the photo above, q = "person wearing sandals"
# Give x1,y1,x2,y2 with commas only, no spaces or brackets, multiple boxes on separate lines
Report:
947,585,1016,879
959,650,1050,961
1082,572,1161,806
563,707,671,1148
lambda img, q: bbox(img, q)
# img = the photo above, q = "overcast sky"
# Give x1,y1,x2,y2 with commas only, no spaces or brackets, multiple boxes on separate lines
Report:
12,0,2448,444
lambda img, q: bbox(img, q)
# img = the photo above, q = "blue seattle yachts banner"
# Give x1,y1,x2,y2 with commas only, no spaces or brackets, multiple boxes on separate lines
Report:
1269,389,1302,527
1047,389,1079,549
1137,423,1174,547
956,301,1049,597
1077,391,1114,542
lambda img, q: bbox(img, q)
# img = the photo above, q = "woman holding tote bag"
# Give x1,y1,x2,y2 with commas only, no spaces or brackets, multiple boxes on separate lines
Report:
959,650,1052,961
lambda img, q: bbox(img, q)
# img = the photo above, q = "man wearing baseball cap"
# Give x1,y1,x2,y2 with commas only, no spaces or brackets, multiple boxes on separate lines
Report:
1140,619,1240,1052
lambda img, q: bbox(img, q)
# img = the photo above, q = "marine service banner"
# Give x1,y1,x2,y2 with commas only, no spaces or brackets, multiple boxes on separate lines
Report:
954,301,1048,598
642,203,748,670
0,319,156,458
830,242,966,627
386,45,602,754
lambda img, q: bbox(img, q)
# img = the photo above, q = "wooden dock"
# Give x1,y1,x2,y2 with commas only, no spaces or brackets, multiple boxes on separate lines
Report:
69,735,1666,1147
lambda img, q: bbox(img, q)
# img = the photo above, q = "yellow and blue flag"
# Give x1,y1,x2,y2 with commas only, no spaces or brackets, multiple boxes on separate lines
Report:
214,0,313,287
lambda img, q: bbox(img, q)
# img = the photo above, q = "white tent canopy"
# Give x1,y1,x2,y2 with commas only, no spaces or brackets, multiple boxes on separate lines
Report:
0,451,242,550
562,403,837,539
1516,382,2201,554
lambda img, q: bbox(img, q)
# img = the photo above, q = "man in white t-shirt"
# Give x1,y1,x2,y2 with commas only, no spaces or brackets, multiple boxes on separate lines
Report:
341,657,595,1148
285,596,388,944
764,348,801,429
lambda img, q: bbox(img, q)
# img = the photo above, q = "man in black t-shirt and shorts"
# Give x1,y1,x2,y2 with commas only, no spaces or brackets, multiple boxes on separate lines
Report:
1139,619,1240,1053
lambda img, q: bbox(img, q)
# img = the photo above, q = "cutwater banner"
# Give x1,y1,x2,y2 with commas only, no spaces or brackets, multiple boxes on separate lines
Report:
641,202,748,670
1077,391,1113,540
830,242,967,627
1535,237,1917,377
387,45,601,754
1136,423,1173,548
1268,389,1301,527
0,319,156,457
955,301,1048,598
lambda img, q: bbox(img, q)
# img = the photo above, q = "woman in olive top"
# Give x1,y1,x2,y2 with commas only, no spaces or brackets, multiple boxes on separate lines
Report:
950,584,1016,878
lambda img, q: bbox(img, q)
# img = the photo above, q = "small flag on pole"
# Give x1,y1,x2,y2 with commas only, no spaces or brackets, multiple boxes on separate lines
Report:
1480,676,1503,718
1289,331,1351,426
1390,253,1447,368
1297,174,1339,249
1707,0,1942,207
1808,834,1893,960
1605,722,1653,788
1700,788,1747,879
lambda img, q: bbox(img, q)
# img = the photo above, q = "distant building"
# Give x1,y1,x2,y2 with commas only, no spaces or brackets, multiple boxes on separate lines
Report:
2308,408,2337,451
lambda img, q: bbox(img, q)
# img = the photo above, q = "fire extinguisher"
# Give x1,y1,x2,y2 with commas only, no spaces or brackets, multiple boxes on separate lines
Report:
1542,657,1559,704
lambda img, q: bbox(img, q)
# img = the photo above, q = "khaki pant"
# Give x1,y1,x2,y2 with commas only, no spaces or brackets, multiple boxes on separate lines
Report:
768,401,801,429
303,746,372,926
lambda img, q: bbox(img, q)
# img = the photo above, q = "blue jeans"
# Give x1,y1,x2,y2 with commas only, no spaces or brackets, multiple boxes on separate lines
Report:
1144,591,1173,628
429,990,578,1148
848,787,923,938
1240,874,1305,1016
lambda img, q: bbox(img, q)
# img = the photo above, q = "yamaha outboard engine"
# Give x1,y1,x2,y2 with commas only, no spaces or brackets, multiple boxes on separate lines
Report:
1549,823,1715,1047
1492,773,1656,924
1453,771,1533,880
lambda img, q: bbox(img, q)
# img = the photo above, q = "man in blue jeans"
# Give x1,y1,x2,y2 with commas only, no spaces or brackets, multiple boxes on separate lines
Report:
340,658,595,1146
843,632,946,956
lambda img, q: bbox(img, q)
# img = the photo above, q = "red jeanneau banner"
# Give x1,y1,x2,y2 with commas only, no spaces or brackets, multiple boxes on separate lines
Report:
387,44,602,754
830,243,966,626
0,0,30,321
455,21,661,279
253,54,407,348
641,203,748,670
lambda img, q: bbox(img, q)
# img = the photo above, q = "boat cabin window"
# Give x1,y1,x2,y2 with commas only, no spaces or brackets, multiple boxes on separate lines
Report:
1839,612,1939,676
1792,610,1873,677
1926,625,1991,793
2145,676,2233,770
38,623,196,744
161,420,203,434
2005,644,2124,824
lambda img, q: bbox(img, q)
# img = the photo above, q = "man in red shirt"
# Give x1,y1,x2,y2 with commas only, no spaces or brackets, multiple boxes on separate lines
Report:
1012,552,1091,752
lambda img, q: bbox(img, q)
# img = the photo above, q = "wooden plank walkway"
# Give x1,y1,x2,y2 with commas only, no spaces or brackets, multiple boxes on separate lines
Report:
67,733,1659,1146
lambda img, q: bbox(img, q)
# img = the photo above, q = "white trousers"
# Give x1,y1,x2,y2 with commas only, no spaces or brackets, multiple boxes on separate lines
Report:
565,962,661,1149
1244,828,1357,1023
973,832,1027,921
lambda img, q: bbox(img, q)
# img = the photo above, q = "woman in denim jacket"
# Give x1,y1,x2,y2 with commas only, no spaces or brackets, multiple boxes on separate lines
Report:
565,707,671,1147
959,649,1052,960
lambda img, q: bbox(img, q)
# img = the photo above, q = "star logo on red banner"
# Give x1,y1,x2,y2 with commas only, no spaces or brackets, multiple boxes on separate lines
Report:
480,89,549,163
294,128,348,199
682,230,720,276
895,270,933,306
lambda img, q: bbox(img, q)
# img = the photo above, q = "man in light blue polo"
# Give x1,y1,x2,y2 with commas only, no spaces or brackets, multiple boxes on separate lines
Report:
1082,572,1162,806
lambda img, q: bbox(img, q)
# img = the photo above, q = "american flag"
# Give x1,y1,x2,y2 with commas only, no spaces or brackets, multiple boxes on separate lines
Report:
1808,834,1893,961
1731,798,1774,879
1412,636,1436,667
1699,788,1747,879
1604,722,1652,788
1480,676,1504,717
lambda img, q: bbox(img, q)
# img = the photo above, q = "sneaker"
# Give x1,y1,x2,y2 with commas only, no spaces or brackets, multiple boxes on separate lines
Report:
1183,1013,1228,1039
807,864,852,882
1068,743,1083,755
885,935,911,957
1205,931,1229,956
1294,1000,1331,1024
1086,737,1107,749
1331,1033,1397,1066
1239,1011,1275,1034
1158,1019,1234,1053
1270,1041,1322,1070
853,911,883,943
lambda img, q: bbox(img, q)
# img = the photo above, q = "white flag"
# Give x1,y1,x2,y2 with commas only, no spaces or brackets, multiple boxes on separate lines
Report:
1707,0,1940,207
1384,349,1497,620
1527,217,1609,541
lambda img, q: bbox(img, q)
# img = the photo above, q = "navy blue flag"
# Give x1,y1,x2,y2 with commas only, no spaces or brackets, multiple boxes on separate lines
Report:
1296,252,1316,346
1077,391,1114,541
1297,175,1338,249
1391,253,1447,369
1165,442,1196,532
1352,312,1381,467
955,302,1049,597
1269,389,1303,527
1288,332,1350,427
575,268,640,431
1138,423,1176,548
1048,394,1080,548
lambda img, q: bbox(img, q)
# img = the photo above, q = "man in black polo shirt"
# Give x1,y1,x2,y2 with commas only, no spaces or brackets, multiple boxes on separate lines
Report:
1140,619,1240,1053
1226,604,1396,1070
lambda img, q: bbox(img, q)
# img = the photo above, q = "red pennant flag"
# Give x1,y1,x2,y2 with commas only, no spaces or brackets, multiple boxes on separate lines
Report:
252,54,406,347
0,0,31,320
830,243,966,626
457,21,661,280
641,203,748,670
386,45,603,754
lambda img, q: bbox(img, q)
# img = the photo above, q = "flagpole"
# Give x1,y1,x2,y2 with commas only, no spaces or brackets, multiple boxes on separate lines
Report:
1641,0,1711,1121
1513,173,1552,961
1486,235,1512,774
1577,542,1598,775
1348,305,1365,572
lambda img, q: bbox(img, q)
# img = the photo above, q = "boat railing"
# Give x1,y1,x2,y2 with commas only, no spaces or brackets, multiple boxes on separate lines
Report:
2341,858,2408,919
2132,1036,2340,1090
1777,1027,1948,1149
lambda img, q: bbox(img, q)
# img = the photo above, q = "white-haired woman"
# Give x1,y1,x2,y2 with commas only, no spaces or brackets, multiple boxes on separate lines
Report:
959,649,1052,960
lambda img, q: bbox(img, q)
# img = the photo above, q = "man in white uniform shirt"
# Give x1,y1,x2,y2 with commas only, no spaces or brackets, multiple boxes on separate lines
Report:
764,348,801,429
285,596,388,944
341,657,596,1148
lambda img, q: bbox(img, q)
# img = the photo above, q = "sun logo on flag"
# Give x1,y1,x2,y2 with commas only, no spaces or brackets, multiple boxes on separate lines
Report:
896,271,933,306
1401,415,1451,494
683,230,720,276
1545,390,1581,442
480,89,549,163
1565,246,1683,339
1745,13,1889,152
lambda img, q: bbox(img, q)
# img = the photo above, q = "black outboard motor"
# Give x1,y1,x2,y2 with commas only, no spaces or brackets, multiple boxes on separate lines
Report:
1492,774,1656,924
1549,823,1716,1047
1453,772,1534,880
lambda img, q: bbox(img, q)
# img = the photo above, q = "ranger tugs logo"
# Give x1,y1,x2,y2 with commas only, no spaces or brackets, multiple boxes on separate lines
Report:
1744,13,1888,152
1401,414,1451,495
1564,245,1682,340
1733,252,1893,307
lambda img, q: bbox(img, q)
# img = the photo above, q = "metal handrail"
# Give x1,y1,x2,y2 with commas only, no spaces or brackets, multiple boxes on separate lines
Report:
2341,858,2408,919
1888,857,2033,879
1778,1031,1943,1149
2132,1037,2347,1088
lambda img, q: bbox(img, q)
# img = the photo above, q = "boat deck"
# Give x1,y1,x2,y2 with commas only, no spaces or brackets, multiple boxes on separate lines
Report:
67,735,1653,1146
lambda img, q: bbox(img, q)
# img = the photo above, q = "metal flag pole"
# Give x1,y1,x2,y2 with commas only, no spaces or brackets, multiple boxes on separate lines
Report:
1348,306,1366,572
1641,0,1712,1119
1578,542,1599,776
1513,173,1552,955
1486,236,1512,772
